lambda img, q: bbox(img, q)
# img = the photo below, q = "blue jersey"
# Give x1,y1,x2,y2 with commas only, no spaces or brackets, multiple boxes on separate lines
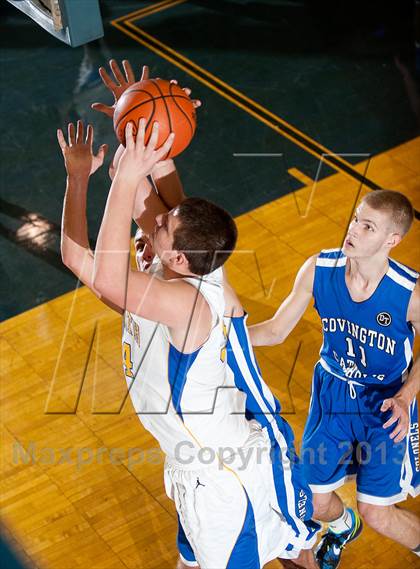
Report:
313,249,418,388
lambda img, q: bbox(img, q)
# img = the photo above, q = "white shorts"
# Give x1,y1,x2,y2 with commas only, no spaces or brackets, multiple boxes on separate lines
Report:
164,426,297,569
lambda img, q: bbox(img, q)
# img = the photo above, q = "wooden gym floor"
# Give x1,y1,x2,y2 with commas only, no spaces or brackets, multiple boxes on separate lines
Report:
1,1,420,567
1,136,419,569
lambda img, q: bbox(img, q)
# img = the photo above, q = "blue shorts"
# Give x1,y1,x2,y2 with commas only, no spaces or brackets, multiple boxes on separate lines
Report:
302,362,420,505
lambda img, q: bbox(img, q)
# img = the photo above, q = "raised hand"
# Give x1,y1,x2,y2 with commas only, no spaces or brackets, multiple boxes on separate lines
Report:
150,79,201,178
57,120,108,179
116,119,175,185
91,59,149,118
169,79,202,109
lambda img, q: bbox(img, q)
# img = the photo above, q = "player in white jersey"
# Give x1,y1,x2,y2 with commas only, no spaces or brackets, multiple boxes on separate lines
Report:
57,64,318,567
249,190,420,568
130,167,320,569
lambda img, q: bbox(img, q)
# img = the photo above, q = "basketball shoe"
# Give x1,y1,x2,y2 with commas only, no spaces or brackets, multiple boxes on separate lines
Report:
315,508,363,569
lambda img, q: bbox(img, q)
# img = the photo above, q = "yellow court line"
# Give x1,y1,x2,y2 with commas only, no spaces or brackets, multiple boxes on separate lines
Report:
123,19,354,173
113,0,420,223
112,19,355,180
288,168,315,187
113,21,296,136
112,0,181,25
114,1,420,220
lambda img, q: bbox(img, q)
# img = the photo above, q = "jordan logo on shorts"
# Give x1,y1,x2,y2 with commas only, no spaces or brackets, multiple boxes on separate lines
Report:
195,477,205,489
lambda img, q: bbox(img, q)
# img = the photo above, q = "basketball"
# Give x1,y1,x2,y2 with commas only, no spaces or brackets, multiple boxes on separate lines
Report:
113,78,197,158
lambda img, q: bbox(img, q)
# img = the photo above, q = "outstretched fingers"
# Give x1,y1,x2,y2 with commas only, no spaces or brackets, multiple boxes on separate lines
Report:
91,102,114,117
125,121,136,149
137,118,147,148
156,131,175,160
86,124,93,146
110,59,126,86
140,64,150,81
57,128,67,150
145,122,175,159
98,66,118,94
383,412,399,429
76,120,84,144
122,59,136,83
146,122,160,151
68,123,76,146
170,79,202,108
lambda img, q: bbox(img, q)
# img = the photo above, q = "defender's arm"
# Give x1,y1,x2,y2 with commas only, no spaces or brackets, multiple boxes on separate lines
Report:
248,255,317,346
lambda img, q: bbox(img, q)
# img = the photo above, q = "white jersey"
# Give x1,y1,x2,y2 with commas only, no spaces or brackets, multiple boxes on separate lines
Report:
121,263,252,467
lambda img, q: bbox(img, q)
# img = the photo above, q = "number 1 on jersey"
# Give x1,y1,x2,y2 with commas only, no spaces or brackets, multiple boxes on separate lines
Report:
123,342,134,377
345,337,367,367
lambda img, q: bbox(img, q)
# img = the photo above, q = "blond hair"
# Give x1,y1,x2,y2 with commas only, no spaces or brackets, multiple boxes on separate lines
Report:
362,190,414,236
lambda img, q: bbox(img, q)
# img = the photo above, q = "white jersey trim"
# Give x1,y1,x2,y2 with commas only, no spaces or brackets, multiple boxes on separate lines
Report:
309,474,356,493
391,259,419,280
356,490,412,506
319,247,342,254
387,267,416,291
316,257,347,268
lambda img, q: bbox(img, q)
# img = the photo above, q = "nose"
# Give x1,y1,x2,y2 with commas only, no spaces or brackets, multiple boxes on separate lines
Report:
155,214,163,226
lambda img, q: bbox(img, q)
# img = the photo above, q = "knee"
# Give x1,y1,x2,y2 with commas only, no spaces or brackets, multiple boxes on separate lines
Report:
312,493,334,519
357,501,391,532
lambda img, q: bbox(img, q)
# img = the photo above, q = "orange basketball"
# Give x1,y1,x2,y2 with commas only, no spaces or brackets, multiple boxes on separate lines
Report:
113,78,197,158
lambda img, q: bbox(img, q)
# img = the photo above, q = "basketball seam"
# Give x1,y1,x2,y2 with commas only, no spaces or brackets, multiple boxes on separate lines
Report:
150,79,173,135
121,88,191,99
150,79,173,160
169,82,195,138
145,96,156,135
115,94,191,131
114,88,154,127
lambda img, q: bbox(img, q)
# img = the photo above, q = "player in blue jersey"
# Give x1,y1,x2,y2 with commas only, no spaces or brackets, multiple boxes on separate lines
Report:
249,190,420,568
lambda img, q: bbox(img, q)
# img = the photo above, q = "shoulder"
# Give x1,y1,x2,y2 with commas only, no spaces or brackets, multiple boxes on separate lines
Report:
126,272,210,329
294,254,318,293
315,248,346,268
387,258,419,293
407,279,420,326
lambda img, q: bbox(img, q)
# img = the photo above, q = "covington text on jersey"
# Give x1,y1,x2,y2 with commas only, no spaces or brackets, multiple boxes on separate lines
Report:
321,317,396,355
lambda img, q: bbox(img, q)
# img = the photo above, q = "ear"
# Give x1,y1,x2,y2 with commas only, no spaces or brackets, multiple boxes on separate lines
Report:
177,251,190,270
386,232,402,249
170,251,189,270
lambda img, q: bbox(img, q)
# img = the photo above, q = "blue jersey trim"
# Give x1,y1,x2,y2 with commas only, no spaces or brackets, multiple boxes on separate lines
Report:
168,345,200,421
227,344,277,427
226,316,319,542
226,490,259,569
228,317,281,415
177,515,196,562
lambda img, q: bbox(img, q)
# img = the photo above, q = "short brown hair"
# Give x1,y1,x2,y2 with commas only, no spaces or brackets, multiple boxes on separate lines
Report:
173,197,237,276
362,190,414,236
